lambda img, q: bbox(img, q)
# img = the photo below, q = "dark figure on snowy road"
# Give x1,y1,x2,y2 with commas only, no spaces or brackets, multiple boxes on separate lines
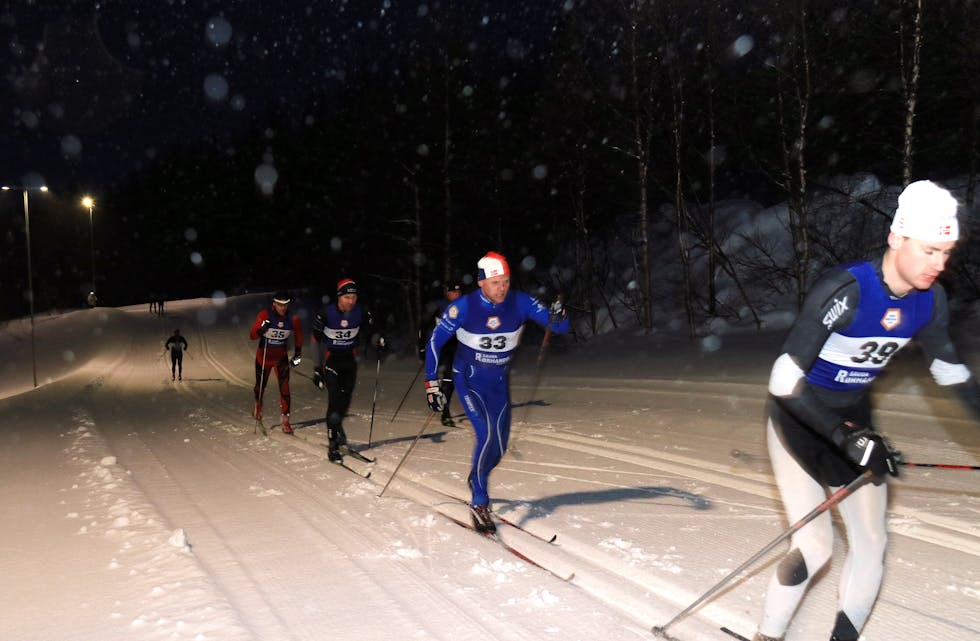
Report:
165,329,188,381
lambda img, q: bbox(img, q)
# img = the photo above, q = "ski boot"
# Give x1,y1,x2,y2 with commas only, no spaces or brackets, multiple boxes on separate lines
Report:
328,425,348,462
253,400,263,420
469,504,496,534
441,408,455,427
281,414,293,434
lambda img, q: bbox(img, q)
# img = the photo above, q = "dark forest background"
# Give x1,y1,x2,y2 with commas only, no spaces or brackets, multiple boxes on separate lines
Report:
1,1,978,344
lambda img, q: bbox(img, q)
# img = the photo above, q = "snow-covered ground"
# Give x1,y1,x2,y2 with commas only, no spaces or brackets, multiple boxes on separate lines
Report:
1,294,977,641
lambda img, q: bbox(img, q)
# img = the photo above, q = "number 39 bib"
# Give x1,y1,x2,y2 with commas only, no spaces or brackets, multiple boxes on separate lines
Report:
806,261,934,391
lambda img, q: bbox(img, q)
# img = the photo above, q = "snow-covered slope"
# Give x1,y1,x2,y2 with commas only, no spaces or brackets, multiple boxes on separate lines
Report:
0,295,977,641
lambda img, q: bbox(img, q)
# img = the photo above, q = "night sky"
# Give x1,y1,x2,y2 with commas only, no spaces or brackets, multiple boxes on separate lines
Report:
3,1,544,187
2,1,565,320
1,1,977,327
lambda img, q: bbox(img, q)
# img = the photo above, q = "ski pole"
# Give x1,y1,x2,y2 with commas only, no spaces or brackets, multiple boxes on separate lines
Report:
367,352,382,447
377,412,436,498
651,470,873,639
899,461,980,471
254,340,268,435
509,325,552,460
389,362,423,423
519,326,551,424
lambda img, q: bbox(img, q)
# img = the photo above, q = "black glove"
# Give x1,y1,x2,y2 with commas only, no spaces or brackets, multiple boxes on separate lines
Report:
832,422,899,477
312,313,325,334
290,353,302,367
259,319,271,336
425,380,446,412
312,367,325,390
549,298,566,324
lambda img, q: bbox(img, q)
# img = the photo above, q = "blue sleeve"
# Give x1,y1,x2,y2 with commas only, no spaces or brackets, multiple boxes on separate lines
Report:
425,298,466,380
519,293,570,335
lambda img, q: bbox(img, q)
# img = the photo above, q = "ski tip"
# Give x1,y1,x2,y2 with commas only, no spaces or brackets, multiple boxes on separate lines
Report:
547,533,558,544
720,627,752,641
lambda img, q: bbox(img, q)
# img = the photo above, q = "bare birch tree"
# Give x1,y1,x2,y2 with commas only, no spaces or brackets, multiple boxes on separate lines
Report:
900,0,924,186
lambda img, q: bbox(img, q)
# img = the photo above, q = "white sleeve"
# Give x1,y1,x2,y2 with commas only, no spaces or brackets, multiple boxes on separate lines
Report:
929,358,971,386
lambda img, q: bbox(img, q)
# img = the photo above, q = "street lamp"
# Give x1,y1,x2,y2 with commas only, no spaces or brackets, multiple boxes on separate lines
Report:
2,183,48,388
81,196,95,292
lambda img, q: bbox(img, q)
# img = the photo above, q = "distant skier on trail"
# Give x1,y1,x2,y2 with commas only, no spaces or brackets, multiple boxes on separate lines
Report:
753,181,980,641
424,251,569,533
419,279,464,427
311,278,383,461
164,329,188,381
250,291,303,434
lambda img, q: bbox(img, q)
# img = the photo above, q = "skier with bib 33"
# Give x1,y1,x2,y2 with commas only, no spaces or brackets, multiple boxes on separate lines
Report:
424,252,569,533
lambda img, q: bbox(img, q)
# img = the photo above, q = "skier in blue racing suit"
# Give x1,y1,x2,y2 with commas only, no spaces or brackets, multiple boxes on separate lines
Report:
424,251,570,533
754,181,980,641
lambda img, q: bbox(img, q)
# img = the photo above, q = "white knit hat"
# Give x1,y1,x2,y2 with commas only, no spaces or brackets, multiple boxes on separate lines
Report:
890,180,959,242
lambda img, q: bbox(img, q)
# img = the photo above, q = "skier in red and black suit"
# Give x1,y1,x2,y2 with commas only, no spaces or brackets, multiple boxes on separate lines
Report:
250,291,303,433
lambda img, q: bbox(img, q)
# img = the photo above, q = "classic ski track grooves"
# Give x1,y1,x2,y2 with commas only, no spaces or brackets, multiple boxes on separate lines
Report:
90,407,532,640
522,431,980,557
101,331,536,641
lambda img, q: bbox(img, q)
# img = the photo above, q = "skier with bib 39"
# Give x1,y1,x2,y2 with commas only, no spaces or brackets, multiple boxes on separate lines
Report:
753,181,980,641
424,252,569,533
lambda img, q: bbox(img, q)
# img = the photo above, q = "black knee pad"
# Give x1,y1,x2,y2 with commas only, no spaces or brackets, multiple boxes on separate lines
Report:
830,611,858,641
777,547,809,586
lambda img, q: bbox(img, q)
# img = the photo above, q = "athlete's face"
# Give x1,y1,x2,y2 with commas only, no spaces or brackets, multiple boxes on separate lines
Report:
337,293,357,312
445,289,462,302
479,274,510,304
886,233,957,295
272,301,288,316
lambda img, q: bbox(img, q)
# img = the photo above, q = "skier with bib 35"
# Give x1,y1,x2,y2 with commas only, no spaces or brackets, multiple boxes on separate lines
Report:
250,291,303,434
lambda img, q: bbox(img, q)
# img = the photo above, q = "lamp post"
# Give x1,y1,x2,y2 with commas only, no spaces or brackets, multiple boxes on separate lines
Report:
2,184,48,388
81,196,95,291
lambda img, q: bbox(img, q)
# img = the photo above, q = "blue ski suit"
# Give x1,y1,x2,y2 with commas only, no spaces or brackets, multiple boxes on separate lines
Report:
425,288,570,507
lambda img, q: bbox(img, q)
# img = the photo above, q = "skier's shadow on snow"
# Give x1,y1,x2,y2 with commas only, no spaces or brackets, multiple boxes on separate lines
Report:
495,487,711,528
511,399,551,409
291,418,456,445
362,430,457,446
